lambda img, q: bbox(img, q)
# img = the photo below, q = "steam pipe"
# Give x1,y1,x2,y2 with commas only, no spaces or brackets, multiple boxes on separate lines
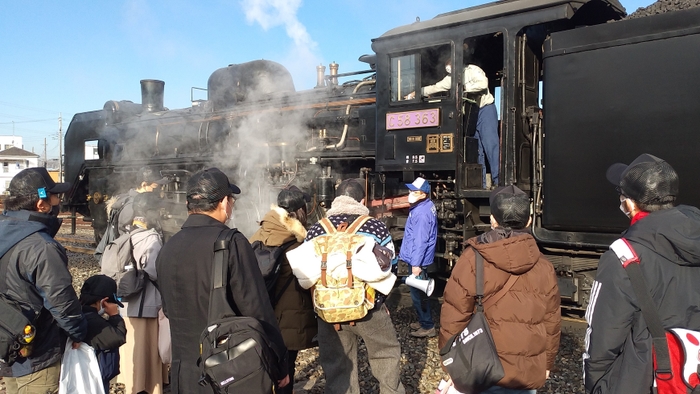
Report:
324,80,376,150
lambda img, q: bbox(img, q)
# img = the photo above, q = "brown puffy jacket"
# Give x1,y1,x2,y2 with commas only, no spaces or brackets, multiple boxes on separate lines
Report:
439,230,560,389
250,206,318,351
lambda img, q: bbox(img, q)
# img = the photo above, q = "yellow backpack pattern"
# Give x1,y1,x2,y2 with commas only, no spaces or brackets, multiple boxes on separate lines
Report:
311,215,376,325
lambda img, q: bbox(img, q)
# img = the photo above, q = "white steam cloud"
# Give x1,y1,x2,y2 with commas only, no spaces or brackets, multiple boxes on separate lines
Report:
240,0,321,88
241,0,316,49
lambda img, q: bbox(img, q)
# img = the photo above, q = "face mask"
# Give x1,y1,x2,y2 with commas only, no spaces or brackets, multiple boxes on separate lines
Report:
445,65,452,74
49,205,60,217
408,192,424,204
619,198,632,218
97,307,105,315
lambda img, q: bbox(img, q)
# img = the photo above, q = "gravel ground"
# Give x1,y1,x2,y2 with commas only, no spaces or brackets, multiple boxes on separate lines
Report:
0,225,587,394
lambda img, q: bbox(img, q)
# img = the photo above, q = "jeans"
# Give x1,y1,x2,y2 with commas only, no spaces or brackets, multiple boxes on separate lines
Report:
476,103,500,188
410,268,434,329
481,386,536,394
317,304,405,394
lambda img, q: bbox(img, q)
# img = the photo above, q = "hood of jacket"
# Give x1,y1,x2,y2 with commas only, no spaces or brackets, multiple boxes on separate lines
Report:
623,205,700,267
0,210,57,257
250,205,307,246
325,195,369,217
468,229,539,275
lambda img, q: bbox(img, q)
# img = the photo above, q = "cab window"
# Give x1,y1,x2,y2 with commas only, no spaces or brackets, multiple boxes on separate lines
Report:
390,54,417,102
390,43,452,103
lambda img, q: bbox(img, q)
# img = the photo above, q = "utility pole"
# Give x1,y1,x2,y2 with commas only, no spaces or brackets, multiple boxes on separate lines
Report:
44,138,47,168
58,114,63,182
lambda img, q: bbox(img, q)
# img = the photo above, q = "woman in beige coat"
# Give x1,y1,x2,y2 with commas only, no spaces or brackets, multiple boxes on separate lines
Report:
249,187,318,394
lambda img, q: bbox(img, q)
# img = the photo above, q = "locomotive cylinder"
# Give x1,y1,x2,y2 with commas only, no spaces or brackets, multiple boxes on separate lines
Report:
140,79,165,112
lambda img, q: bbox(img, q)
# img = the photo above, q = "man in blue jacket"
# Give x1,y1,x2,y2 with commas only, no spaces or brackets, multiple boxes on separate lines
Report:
0,167,87,393
399,177,438,337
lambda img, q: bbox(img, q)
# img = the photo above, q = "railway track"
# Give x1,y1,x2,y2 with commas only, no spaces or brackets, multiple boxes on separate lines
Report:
55,235,96,255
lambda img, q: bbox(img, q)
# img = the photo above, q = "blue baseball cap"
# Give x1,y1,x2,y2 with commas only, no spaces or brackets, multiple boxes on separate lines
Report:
406,177,430,194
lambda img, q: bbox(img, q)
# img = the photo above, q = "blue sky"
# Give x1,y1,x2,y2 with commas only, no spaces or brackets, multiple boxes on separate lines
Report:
0,0,653,159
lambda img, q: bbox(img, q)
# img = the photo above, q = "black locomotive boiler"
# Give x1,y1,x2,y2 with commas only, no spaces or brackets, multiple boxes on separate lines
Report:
63,0,700,311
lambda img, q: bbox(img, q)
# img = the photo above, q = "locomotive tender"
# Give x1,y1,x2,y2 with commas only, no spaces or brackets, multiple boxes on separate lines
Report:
63,0,700,310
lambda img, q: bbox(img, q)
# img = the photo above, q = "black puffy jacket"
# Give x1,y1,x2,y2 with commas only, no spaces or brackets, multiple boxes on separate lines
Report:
584,205,700,394
0,210,87,377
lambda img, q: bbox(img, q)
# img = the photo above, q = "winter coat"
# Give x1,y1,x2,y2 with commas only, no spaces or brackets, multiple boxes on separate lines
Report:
583,206,700,394
155,213,288,394
304,195,398,307
0,210,87,377
440,229,561,390
82,304,126,384
82,305,127,351
399,198,437,268
249,206,318,351
121,228,162,318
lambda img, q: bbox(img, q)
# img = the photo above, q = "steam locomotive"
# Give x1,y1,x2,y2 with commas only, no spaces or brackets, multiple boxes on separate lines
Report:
63,0,700,311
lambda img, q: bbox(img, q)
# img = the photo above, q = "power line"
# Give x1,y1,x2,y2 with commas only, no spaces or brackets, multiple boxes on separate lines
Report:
0,118,57,124
0,100,65,115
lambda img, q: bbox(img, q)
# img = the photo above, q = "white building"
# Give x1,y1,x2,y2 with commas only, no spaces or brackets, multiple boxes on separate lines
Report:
0,135,23,151
0,146,40,195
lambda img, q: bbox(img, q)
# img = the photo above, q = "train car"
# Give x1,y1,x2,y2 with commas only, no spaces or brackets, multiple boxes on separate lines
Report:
63,0,700,310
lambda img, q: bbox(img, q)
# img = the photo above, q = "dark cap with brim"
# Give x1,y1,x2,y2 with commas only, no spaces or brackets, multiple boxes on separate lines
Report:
9,167,72,198
606,153,678,205
187,168,241,203
80,274,124,308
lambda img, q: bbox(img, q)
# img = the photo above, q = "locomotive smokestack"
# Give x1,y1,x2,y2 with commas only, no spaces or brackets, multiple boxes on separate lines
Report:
315,64,326,89
140,79,165,112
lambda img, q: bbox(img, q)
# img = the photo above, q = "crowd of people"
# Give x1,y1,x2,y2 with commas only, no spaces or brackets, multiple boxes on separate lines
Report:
1,151,698,394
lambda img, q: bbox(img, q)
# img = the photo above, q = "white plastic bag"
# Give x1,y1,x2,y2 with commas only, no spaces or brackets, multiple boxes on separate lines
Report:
58,339,105,394
158,308,172,364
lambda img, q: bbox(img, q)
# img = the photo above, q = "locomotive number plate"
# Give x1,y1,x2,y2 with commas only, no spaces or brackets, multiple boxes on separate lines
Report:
386,109,440,130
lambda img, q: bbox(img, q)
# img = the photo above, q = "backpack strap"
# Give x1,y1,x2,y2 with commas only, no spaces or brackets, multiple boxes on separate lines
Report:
342,215,372,288
473,248,518,312
610,238,672,379
206,228,239,324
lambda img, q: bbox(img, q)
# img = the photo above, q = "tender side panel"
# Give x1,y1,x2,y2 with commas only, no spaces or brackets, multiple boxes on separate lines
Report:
542,9,700,235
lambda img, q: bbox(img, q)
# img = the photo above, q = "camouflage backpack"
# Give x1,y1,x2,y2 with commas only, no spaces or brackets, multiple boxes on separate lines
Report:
311,215,376,328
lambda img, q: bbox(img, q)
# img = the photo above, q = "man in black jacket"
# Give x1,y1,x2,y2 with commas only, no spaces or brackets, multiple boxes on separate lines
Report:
156,168,289,394
583,154,700,393
0,167,87,393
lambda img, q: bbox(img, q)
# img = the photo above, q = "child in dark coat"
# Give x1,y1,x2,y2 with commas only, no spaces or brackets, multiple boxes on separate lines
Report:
79,274,128,393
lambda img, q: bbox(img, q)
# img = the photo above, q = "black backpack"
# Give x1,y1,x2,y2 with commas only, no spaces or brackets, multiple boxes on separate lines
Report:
251,240,297,307
198,229,284,394
0,245,36,366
